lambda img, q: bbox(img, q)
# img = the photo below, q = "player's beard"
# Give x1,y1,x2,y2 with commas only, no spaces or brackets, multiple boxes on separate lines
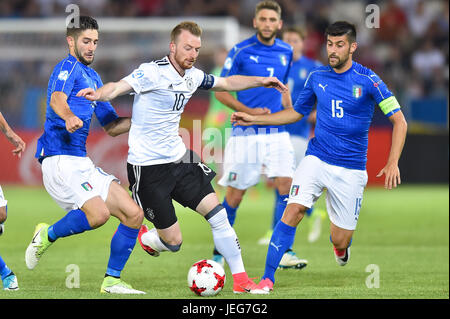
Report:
174,51,195,70
257,28,277,43
74,45,94,66
328,50,350,70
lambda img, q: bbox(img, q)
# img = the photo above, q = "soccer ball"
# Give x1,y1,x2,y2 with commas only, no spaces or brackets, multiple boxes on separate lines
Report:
187,259,226,296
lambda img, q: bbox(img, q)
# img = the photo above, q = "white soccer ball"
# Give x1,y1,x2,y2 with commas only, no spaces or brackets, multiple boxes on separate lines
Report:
187,259,226,296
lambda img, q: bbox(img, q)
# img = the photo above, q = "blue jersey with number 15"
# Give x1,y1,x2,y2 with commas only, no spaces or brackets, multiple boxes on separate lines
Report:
221,34,293,135
293,61,400,170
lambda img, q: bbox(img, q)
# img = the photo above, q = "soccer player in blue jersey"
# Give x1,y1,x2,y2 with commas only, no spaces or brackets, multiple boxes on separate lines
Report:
232,21,408,292
259,26,327,249
212,0,307,270
0,111,25,290
24,16,146,294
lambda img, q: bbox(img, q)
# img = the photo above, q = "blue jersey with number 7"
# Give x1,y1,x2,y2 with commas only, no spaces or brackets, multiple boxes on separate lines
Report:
293,61,401,170
221,34,293,135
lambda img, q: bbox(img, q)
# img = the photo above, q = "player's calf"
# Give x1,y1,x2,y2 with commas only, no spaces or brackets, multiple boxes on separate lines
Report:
121,205,144,229
0,206,6,236
0,206,7,224
224,187,246,208
82,197,111,229
330,234,352,266
280,203,307,227
138,224,182,256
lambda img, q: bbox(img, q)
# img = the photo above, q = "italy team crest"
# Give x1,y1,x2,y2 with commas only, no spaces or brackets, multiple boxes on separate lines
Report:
290,185,299,196
353,85,363,98
279,54,288,66
300,68,308,79
81,182,93,191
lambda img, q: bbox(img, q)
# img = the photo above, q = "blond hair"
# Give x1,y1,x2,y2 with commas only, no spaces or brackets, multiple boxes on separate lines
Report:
170,21,202,42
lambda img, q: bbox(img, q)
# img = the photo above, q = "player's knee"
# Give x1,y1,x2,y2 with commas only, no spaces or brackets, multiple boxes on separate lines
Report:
277,180,292,195
126,205,144,228
226,190,244,208
282,204,306,226
89,208,111,228
0,206,7,223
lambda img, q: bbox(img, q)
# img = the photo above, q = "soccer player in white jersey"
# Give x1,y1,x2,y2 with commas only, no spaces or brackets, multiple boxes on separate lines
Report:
25,16,146,294
77,21,286,294
0,111,25,290
232,21,408,293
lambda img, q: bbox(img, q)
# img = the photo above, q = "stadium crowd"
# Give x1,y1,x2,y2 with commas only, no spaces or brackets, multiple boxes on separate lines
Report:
0,0,448,129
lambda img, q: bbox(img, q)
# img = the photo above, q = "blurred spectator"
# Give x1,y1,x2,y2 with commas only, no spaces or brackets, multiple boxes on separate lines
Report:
412,39,445,79
377,0,408,43
405,0,436,38
0,0,447,130
132,0,164,16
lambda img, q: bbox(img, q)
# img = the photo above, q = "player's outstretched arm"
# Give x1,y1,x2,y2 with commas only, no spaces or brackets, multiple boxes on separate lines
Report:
0,112,26,157
214,91,271,115
213,75,287,93
103,117,131,137
376,110,408,190
231,107,303,126
77,80,133,102
50,92,83,133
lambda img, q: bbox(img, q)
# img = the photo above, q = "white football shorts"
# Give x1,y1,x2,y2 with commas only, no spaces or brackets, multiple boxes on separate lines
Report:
218,132,295,190
41,155,118,212
289,135,309,167
288,155,368,230
0,185,7,207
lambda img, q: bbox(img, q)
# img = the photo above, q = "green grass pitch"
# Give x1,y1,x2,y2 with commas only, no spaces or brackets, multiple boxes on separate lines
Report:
0,184,448,299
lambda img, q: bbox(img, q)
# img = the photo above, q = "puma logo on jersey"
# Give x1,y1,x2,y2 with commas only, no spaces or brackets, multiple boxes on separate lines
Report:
249,55,259,63
319,83,328,92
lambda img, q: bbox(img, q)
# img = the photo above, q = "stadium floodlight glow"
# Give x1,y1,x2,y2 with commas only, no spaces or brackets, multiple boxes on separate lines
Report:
0,17,240,61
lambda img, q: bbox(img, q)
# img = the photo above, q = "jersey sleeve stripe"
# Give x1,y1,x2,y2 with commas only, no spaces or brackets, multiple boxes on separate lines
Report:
303,69,330,87
51,58,70,93
352,69,385,100
51,58,78,94
60,61,78,92
223,42,257,77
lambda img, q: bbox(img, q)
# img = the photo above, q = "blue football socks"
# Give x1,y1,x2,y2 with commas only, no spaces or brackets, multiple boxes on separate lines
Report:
262,221,296,283
222,198,238,226
106,223,139,278
47,209,92,242
272,190,289,229
0,255,12,280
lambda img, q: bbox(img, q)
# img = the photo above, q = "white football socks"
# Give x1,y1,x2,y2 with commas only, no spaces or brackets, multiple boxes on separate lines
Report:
207,208,245,274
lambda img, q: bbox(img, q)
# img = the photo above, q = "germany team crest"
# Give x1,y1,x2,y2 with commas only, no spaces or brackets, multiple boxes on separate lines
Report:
186,77,194,90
